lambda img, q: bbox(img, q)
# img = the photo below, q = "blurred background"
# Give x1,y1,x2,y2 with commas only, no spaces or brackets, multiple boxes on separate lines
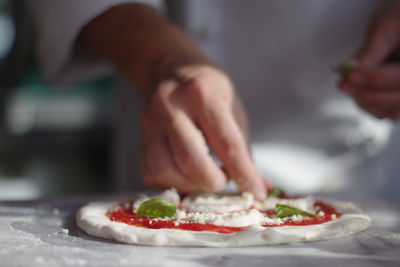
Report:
0,0,399,203
0,0,114,200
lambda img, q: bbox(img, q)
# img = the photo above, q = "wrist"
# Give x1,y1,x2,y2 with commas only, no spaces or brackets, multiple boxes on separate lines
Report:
78,3,214,99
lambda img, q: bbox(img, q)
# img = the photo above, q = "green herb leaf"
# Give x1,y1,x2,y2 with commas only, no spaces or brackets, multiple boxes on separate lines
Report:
137,198,177,218
268,187,285,198
275,204,316,218
332,60,356,77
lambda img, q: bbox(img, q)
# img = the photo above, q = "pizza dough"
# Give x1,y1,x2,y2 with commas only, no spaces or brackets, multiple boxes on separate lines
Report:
76,190,370,247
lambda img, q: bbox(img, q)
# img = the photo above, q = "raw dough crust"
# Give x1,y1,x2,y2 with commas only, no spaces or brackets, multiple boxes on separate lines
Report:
76,198,371,247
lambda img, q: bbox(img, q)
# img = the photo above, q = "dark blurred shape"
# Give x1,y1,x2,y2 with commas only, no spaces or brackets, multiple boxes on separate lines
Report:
0,0,114,200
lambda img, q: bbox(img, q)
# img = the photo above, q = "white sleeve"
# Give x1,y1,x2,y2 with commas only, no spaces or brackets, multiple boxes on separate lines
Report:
27,0,164,84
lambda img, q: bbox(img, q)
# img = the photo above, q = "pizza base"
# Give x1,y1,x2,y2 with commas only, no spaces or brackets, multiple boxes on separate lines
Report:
76,199,370,247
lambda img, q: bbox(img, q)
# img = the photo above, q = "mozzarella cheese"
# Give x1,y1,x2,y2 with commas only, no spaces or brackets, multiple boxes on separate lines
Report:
173,209,265,227
182,192,255,212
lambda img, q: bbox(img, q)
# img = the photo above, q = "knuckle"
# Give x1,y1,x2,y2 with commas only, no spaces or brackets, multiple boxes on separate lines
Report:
184,76,233,119
186,78,209,102
220,139,241,161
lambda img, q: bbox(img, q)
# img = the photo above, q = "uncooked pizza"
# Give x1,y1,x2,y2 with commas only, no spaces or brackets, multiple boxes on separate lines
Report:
76,188,370,247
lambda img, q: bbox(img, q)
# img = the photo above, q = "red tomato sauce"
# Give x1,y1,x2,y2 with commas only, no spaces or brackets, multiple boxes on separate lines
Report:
107,200,341,234
261,201,340,227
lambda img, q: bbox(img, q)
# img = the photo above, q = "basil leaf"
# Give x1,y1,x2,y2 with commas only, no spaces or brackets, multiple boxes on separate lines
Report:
332,60,356,77
268,187,284,197
137,198,177,218
275,204,316,218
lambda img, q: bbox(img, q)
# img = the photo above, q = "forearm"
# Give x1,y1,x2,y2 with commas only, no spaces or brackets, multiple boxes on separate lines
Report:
77,3,210,99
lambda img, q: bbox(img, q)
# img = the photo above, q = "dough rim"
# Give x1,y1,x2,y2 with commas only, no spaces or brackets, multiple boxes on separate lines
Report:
76,199,371,247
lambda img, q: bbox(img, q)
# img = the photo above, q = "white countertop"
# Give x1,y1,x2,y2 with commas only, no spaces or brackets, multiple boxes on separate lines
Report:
0,193,399,267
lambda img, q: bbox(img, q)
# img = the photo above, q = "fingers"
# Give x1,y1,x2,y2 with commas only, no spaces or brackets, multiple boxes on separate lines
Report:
185,79,267,200
342,2,400,119
164,109,228,192
202,107,266,199
338,65,400,120
140,115,200,192
355,7,400,66
154,83,228,192
347,64,400,89
140,66,270,199
352,88,400,119
354,99,400,120
339,81,400,120
144,137,200,192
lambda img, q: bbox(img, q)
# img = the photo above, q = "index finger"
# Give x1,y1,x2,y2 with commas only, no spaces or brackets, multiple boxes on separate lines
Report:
202,105,267,200
189,88,267,200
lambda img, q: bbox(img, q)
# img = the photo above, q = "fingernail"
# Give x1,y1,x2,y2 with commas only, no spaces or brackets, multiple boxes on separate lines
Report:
349,73,366,85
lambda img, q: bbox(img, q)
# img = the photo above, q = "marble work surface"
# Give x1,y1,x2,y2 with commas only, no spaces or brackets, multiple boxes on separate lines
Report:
0,193,399,267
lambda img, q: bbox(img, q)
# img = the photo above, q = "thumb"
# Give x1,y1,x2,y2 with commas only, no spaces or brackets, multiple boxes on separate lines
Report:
355,9,400,67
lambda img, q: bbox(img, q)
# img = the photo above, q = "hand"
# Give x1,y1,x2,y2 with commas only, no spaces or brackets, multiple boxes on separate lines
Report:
338,0,400,120
139,65,271,200
77,4,271,198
